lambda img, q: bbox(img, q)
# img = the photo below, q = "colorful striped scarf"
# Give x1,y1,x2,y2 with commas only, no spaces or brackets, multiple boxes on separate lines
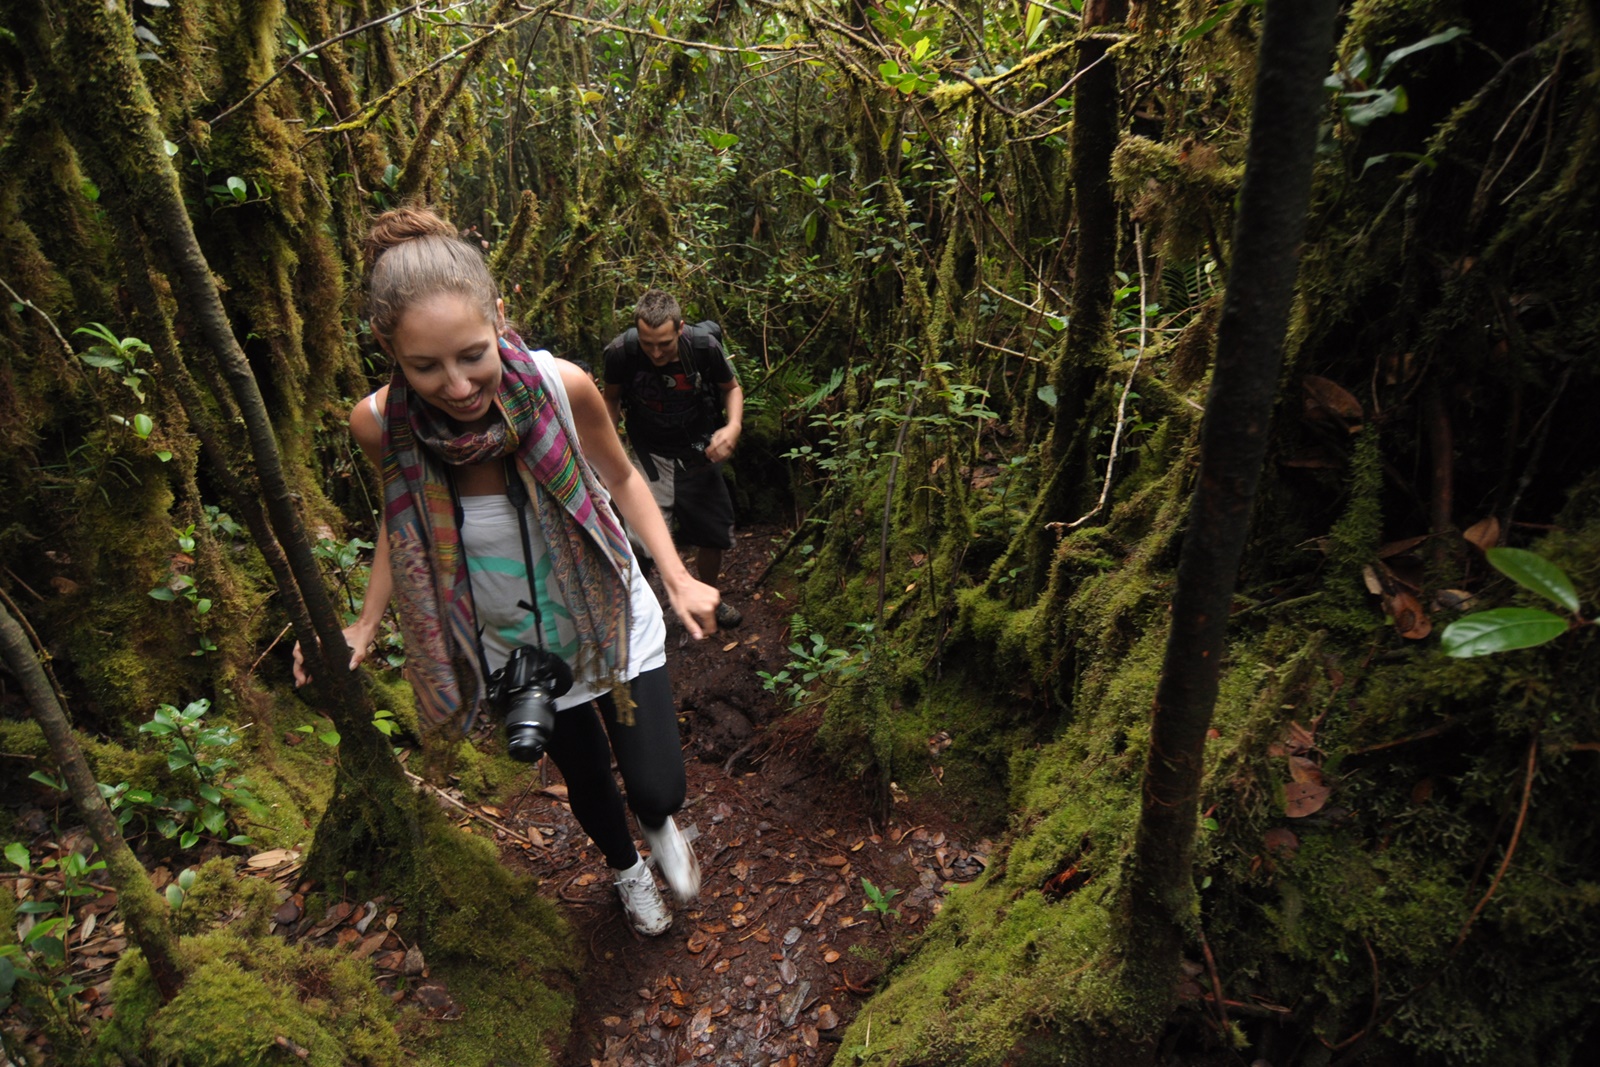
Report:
381,332,633,734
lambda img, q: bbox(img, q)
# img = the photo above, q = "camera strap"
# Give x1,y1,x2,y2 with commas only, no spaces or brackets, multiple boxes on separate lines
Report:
444,460,552,700
501,459,551,652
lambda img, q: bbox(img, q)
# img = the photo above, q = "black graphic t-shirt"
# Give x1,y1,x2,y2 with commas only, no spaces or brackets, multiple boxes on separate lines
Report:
603,329,734,456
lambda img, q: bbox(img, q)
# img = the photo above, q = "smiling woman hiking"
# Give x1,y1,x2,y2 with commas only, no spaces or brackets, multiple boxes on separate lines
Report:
294,205,712,935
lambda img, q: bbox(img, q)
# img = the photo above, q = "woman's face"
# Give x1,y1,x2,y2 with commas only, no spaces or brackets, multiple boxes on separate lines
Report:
388,292,504,429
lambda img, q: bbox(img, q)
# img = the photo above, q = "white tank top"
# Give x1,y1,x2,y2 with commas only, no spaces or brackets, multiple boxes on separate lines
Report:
370,351,667,709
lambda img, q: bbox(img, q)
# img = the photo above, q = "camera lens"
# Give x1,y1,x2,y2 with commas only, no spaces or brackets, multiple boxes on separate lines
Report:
503,688,558,763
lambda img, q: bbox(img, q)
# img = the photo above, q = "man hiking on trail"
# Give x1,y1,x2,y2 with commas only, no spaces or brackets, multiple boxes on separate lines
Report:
603,289,744,629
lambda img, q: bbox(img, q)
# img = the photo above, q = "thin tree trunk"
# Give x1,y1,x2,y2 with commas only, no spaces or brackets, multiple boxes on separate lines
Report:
0,605,185,1002
1119,0,1339,1052
1033,0,1127,587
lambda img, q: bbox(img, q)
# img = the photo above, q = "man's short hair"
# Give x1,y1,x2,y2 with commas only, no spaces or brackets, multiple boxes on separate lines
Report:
635,289,682,329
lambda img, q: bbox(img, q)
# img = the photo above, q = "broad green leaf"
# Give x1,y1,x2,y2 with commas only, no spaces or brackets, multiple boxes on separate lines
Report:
1178,1,1239,44
28,771,64,791
1441,607,1567,658
1377,26,1467,82
1486,547,1580,613
1024,2,1044,47
4,843,29,872
80,351,124,369
132,413,154,438
201,806,228,835
319,730,341,746
1037,385,1059,409
16,901,58,915
166,883,184,909
1344,86,1405,127
226,176,247,201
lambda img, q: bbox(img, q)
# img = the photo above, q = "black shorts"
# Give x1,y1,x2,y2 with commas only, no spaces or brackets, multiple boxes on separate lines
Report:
634,452,735,551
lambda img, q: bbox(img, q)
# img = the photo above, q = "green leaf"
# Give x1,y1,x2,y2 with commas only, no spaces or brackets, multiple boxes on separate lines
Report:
1037,385,1059,409
1024,2,1044,47
4,843,30,872
226,175,247,201
80,351,124,369
1178,1,1240,44
16,901,59,915
1486,547,1580,613
195,598,212,615
1377,26,1468,82
166,883,184,909
132,413,154,438
1441,608,1568,658
28,771,65,791
81,179,100,202
201,806,228,838
319,730,341,747
1345,86,1406,127
179,830,200,850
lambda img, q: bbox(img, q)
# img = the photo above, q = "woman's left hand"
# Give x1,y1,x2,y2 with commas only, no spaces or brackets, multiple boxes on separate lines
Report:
663,574,721,640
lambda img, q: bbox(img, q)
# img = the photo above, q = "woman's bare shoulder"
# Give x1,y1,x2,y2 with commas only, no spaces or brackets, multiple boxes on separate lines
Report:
350,385,388,456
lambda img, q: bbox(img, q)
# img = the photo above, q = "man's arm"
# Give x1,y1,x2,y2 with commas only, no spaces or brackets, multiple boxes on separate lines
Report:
706,378,743,463
603,382,624,429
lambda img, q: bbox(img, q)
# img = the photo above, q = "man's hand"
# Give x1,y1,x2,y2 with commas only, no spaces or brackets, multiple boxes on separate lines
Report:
704,423,740,464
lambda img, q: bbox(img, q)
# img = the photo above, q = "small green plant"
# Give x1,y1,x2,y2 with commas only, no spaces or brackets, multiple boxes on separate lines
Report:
757,621,876,710
74,322,171,462
104,698,265,849
148,526,217,655
860,876,902,922
1441,548,1588,657
1,841,106,1014
1325,26,1468,129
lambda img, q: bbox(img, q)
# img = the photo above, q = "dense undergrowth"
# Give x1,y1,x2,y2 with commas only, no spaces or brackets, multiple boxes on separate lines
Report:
2,0,1598,1063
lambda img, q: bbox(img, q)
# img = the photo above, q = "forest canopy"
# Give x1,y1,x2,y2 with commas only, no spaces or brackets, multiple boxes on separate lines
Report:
2,1,1598,1064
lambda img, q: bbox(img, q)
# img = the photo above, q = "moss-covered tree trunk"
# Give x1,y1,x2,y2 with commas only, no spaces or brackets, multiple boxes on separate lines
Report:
0,603,184,1001
43,0,430,917
1116,0,1339,1055
1032,0,1128,588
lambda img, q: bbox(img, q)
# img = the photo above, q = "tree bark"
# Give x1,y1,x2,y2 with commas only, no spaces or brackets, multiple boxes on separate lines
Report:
1032,0,1128,587
0,604,185,1002
48,0,426,904
395,0,518,201
1119,0,1339,1049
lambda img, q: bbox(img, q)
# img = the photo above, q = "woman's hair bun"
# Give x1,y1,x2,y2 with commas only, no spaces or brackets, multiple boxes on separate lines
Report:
365,206,459,265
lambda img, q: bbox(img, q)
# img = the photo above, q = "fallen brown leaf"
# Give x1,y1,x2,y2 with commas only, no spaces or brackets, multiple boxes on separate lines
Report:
1284,781,1331,818
1463,516,1500,551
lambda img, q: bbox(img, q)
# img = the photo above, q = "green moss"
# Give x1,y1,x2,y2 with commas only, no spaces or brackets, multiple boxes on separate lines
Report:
168,857,279,939
402,813,574,1065
100,932,400,1067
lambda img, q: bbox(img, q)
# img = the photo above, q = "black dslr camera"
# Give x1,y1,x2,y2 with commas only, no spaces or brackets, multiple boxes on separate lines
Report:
486,645,574,763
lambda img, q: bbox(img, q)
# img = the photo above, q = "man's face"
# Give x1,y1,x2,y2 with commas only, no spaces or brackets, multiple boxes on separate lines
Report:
637,319,681,367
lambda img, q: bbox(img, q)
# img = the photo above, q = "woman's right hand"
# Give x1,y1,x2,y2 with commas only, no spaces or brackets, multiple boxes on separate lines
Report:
292,619,381,687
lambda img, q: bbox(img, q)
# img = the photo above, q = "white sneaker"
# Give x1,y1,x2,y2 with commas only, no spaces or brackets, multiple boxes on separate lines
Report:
641,815,701,905
613,857,671,936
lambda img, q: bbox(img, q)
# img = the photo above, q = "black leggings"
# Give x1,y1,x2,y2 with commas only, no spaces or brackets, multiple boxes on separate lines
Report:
542,665,686,870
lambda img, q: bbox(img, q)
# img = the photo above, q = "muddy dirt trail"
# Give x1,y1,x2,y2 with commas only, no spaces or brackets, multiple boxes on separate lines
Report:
499,525,991,1067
